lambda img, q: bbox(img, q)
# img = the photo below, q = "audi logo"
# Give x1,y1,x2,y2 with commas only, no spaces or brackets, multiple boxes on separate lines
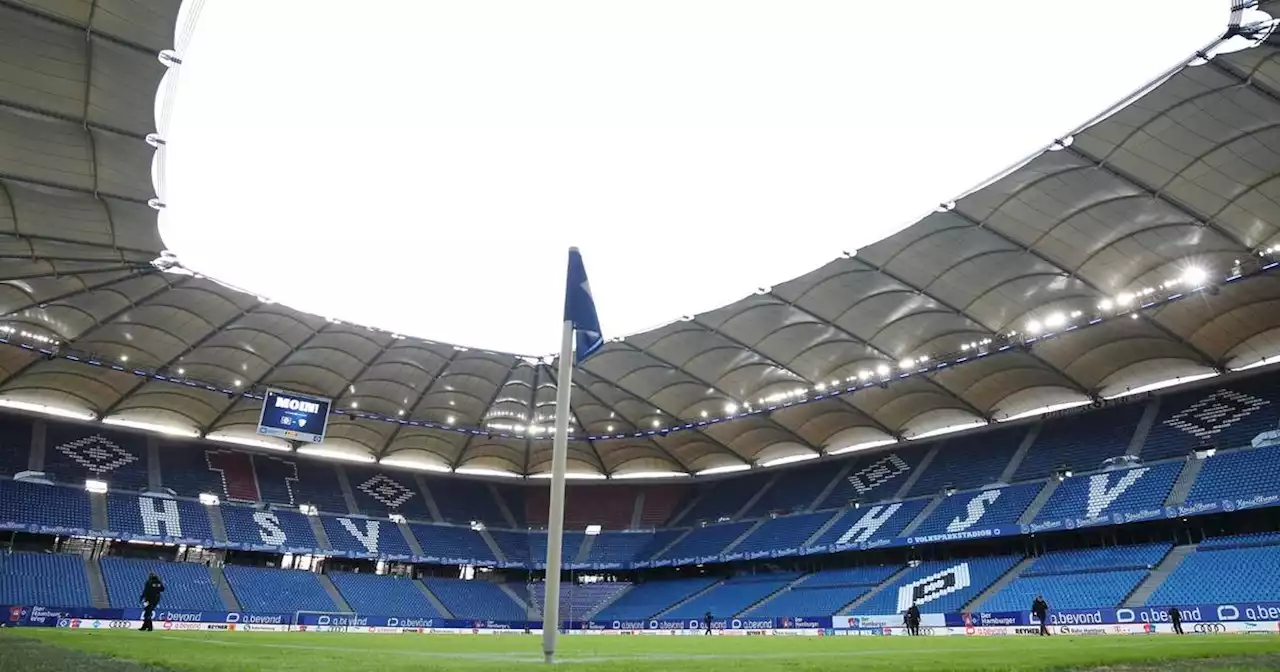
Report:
1193,623,1227,634
108,621,132,629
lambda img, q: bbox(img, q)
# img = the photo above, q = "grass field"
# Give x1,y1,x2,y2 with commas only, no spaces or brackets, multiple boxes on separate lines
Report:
3,630,1280,671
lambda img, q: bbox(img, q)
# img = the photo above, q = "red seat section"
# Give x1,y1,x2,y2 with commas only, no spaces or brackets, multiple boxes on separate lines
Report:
637,484,689,527
205,450,260,502
525,485,637,530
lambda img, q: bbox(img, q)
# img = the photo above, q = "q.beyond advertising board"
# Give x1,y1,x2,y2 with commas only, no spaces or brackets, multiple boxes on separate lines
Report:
258,389,331,444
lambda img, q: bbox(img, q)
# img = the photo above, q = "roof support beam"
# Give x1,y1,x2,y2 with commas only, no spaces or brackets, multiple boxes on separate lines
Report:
538,362,608,476
0,0,163,56
201,321,332,434
452,359,523,470
375,349,462,459
564,372,694,473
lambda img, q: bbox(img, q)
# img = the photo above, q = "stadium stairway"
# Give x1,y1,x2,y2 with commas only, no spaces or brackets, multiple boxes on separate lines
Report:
629,491,646,529
397,521,426,556
893,445,938,500
211,565,242,611
585,585,633,619
498,583,534,618
479,528,507,562
722,519,766,554
414,581,454,618
414,474,444,523
807,461,856,512
84,556,109,609
206,504,229,543
665,492,704,527
803,510,845,547
1164,460,1205,507
89,491,108,531
646,528,694,561
575,535,595,564
898,495,945,538
307,515,333,551
839,565,912,614
962,557,1035,612
1126,399,1162,458
999,424,1041,483
334,467,359,514
732,475,777,520
317,573,354,612
655,579,726,618
1123,544,1196,607
491,484,519,529
735,574,810,617
1016,478,1059,524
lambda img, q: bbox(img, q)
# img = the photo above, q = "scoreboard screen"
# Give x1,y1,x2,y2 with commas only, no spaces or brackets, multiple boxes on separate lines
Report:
258,388,331,444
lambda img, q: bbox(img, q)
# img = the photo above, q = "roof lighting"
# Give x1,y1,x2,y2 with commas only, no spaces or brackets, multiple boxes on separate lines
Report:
446,415,456,425
606,424,614,432
528,472,608,480
350,402,359,409
759,453,820,467
1097,299,1113,310
610,471,689,480
826,438,897,455
206,433,291,451
119,354,129,362
0,399,96,421
299,504,318,516
397,409,405,416
858,370,872,380
1182,266,1207,286
84,479,108,493
695,464,752,476
296,446,376,463
651,419,662,428
1116,292,1134,306
1026,319,1042,335
875,365,890,376
378,457,452,473
899,358,915,369
700,410,708,418
177,368,186,375
102,417,200,438
233,379,242,387
470,520,485,531
198,493,221,505
454,467,522,478
724,402,739,414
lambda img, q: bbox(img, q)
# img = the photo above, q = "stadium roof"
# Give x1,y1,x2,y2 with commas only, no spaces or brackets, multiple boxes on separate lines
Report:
1,0,1279,478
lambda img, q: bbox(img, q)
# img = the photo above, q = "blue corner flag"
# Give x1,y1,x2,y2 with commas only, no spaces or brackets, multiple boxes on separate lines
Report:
564,247,603,364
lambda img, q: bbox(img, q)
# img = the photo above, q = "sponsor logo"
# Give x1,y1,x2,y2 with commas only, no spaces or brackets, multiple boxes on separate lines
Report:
109,621,132,629
1164,389,1269,440
357,474,416,508
206,624,230,631
1193,623,1227,634
57,435,138,475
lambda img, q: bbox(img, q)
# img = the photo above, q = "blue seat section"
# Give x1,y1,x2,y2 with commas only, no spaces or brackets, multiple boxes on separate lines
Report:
1142,378,1280,461
1014,404,1144,480
0,416,31,475
681,473,772,523
44,424,148,491
424,477,506,526
908,431,1023,497
982,571,1149,611
1185,446,1280,507
343,465,431,519
809,498,930,548
105,494,215,543
850,555,1021,615
528,531,583,567
1032,462,1182,524
527,582,631,620
0,552,91,607
0,479,93,531
408,523,496,562
421,578,526,620
328,572,441,618
595,577,719,620
100,557,225,610
222,565,338,613
488,530,532,565
747,566,901,617
260,456,346,514
666,573,801,619
1022,543,1170,576
910,483,1043,537
1199,531,1280,550
221,505,319,550
1147,545,1280,606
655,521,753,561
732,512,836,555
741,464,837,518
818,446,930,510
496,484,525,527
319,515,413,557
584,530,674,566
154,440,225,499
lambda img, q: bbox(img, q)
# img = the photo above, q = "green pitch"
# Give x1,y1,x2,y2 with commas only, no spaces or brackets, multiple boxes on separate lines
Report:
4,630,1280,671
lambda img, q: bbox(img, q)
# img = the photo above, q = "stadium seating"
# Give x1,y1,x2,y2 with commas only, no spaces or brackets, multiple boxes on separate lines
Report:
0,416,31,475
581,530,678,566
681,473,772,523
409,523,496,562
741,463,837,518
1142,378,1280,461
636,484,690,527
980,544,1171,611
222,565,339,614
0,552,92,607
421,578,526,620
270,457,347,514
850,555,1021,615
327,572,441,617
1032,462,1181,523
909,483,1042,537
747,565,902,617
731,511,836,555
1199,531,1280,550
595,577,719,620
527,581,631,620
100,556,225,610
424,477,508,526
344,465,432,519
526,485,635,530
666,573,801,619
105,493,215,543
528,531,586,567
1184,446,1280,507
488,530,532,565
319,515,414,557
1013,404,1144,480
0,479,93,531
907,430,1023,497
1147,539,1280,606
44,424,148,492
817,446,930,510
654,521,753,561
808,498,930,548
155,440,237,501
221,505,320,550
1020,543,1170,576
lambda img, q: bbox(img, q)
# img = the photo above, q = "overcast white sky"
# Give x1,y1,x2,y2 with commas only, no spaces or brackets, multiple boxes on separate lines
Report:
160,0,1229,356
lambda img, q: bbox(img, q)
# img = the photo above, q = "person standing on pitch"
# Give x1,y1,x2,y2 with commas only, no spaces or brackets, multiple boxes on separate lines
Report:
1168,606,1184,635
907,602,921,636
139,572,165,632
1031,595,1050,636
703,612,713,635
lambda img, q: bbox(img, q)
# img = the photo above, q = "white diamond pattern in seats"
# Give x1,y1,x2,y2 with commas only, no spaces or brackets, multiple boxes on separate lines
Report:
897,562,971,613
55,435,138,474
847,454,910,494
358,474,415,509
1164,390,1270,440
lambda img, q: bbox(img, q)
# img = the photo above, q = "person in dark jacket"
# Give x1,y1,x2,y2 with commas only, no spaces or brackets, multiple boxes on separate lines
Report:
1031,595,1050,636
703,611,713,635
907,603,921,636
140,572,165,632
1169,606,1184,635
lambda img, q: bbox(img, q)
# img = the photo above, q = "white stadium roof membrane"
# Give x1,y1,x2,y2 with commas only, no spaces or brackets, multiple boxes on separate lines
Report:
0,0,1279,477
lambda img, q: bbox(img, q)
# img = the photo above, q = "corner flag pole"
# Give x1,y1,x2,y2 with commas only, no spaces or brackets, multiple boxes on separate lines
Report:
543,247,603,664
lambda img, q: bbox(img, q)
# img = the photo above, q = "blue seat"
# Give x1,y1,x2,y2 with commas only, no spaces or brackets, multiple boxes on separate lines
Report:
420,578,526,620
100,557,225,610
221,505,320,550
222,565,338,613
748,566,902,618
0,552,91,607
595,577,719,620
1033,463,1181,523
328,572,441,618
1185,446,1280,506
666,574,801,619
1147,543,1280,606
655,521,753,561
910,483,1043,537
0,479,93,531
850,555,1021,615
1014,405,1145,480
